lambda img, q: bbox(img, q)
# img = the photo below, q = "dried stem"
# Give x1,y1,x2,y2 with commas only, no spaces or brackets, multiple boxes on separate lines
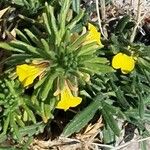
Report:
95,0,107,39
100,0,106,21
130,0,142,42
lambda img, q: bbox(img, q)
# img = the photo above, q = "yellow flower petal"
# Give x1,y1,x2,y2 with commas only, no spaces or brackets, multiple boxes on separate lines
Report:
56,85,82,111
85,23,103,47
112,53,124,69
16,64,44,87
112,53,135,74
121,55,135,74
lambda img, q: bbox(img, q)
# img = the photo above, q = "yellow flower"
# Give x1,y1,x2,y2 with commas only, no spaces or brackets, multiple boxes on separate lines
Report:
85,23,103,47
56,84,82,111
16,64,46,87
112,53,135,74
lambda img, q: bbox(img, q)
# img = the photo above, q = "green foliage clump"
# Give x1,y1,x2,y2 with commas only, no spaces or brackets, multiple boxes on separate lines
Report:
0,0,150,149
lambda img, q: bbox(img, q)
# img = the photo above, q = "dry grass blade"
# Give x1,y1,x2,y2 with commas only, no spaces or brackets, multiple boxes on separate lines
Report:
76,117,103,140
0,7,10,18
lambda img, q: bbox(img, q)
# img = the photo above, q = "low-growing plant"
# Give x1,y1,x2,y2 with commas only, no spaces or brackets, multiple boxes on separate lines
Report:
0,0,112,145
0,0,150,149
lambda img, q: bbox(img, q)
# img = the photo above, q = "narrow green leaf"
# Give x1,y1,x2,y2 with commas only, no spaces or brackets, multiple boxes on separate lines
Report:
77,42,100,56
9,41,40,55
18,122,45,137
72,0,80,14
67,10,84,30
103,125,115,145
14,113,25,127
43,12,51,36
102,103,120,136
15,29,30,44
11,113,21,140
59,0,71,39
80,90,92,98
23,105,36,124
115,15,130,33
5,54,33,66
102,101,125,119
5,80,18,98
84,63,113,74
34,75,47,89
40,102,47,123
41,38,56,59
0,42,24,53
110,80,130,110
137,90,145,119
3,114,10,134
81,57,108,64
49,5,59,38
40,72,59,101
79,67,95,75
24,29,42,48
138,57,150,71
67,32,88,51
44,98,55,121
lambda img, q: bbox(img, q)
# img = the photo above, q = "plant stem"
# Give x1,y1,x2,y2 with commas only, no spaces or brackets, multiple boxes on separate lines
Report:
95,0,107,40
130,0,142,43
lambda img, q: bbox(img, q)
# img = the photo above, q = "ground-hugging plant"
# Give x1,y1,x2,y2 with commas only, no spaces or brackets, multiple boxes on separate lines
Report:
0,1,150,149
0,0,112,144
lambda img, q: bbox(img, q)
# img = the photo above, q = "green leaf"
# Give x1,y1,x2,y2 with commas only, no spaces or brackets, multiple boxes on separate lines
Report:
40,102,47,123
12,0,24,6
67,10,84,30
14,113,25,127
115,15,130,33
5,54,33,66
0,42,24,53
24,29,42,48
110,80,130,110
80,90,92,98
9,41,40,55
61,94,105,137
67,32,88,52
102,102,120,136
48,5,59,40
138,57,150,71
18,122,45,137
43,12,51,36
41,38,56,59
103,125,115,145
3,114,10,134
44,100,55,121
72,0,81,14
10,113,21,140
137,90,145,119
34,75,47,89
40,72,59,101
0,133,7,143
77,42,100,56
101,101,125,119
59,0,71,39
15,29,30,44
81,57,108,64
84,63,113,74
23,105,36,123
